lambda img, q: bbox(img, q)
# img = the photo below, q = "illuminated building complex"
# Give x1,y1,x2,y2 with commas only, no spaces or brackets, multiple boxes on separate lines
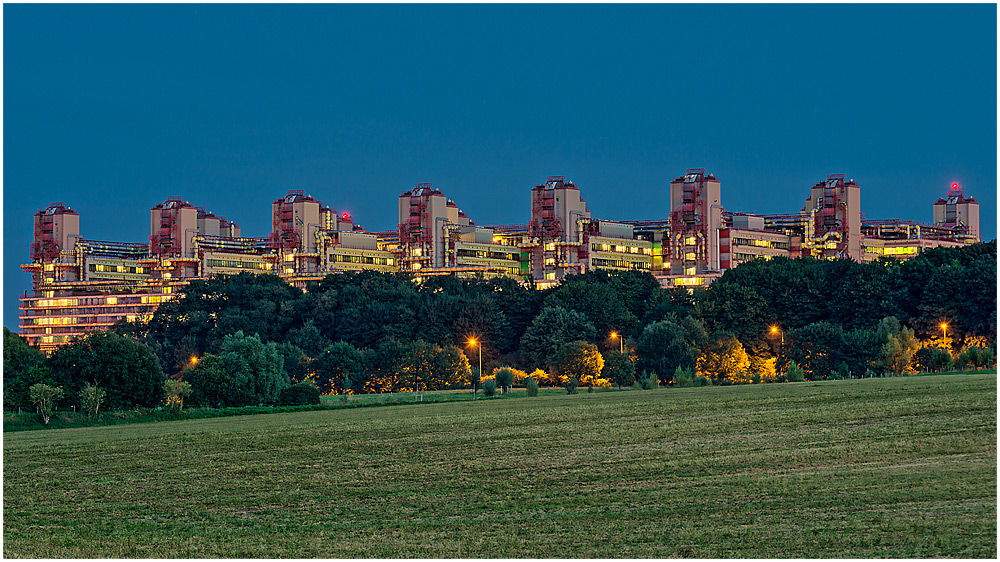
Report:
19,173,983,350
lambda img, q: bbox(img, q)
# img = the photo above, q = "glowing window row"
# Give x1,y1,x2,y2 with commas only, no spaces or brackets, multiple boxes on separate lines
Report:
591,258,651,270
206,259,272,270
731,237,789,249
864,246,918,256
329,254,394,265
591,244,653,255
88,264,147,274
456,249,518,261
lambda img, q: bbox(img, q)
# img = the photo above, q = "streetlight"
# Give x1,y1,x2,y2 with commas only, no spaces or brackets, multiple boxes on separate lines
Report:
940,323,948,339
467,338,481,400
770,326,783,356
190,356,199,366
610,332,623,354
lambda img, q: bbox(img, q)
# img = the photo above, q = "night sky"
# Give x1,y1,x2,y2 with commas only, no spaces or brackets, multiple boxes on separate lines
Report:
4,4,997,328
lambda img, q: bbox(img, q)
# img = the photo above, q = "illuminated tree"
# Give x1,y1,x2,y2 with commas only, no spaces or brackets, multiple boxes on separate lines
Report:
528,368,558,387
748,355,778,383
876,317,919,376
163,379,191,412
553,341,605,387
434,345,472,389
696,335,750,385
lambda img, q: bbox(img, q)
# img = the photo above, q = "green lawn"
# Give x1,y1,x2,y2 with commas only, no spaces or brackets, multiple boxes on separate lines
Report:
4,374,996,558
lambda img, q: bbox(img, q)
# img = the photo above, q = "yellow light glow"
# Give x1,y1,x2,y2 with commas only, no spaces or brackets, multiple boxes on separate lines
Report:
610,332,619,339
770,326,779,334
467,338,477,346
940,323,948,330
190,356,199,365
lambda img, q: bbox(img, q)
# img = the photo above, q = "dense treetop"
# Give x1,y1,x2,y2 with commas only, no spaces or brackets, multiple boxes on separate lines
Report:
3,242,994,410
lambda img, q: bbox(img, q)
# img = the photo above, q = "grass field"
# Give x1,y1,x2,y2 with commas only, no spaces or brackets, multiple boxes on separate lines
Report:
3,374,996,558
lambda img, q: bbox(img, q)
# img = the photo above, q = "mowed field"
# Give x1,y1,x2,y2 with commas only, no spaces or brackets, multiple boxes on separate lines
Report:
3,374,996,558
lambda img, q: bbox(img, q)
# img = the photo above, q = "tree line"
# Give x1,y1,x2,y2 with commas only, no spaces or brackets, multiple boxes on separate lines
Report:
4,241,995,414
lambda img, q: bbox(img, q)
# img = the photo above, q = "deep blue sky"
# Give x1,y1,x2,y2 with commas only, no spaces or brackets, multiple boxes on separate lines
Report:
4,4,997,327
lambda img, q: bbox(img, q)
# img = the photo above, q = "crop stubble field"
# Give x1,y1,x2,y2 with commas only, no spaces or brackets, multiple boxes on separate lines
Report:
3,374,996,558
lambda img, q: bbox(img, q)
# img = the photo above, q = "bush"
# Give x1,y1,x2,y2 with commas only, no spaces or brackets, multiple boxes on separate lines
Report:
673,366,694,387
785,361,805,382
525,377,539,397
603,351,636,388
494,367,515,394
185,332,287,407
638,370,658,390
482,379,497,397
79,384,106,419
564,375,579,395
164,379,192,412
694,375,712,387
529,368,555,387
279,381,321,406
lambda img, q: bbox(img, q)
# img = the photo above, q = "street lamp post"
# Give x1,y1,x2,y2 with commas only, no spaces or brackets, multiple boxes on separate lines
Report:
467,338,481,400
610,332,623,354
770,326,783,357
940,323,948,340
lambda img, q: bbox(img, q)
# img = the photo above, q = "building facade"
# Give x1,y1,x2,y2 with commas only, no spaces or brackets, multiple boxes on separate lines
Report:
18,173,984,351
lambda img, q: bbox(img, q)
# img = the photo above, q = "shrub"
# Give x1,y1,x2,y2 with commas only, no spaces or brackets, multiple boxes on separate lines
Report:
694,375,712,387
494,367,515,394
482,379,497,397
185,332,287,407
564,375,579,395
529,368,555,387
673,366,694,387
279,381,321,406
785,361,805,382
79,384,107,419
638,370,658,390
525,377,539,397
836,361,851,380
164,379,192,412
603,351,637,388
